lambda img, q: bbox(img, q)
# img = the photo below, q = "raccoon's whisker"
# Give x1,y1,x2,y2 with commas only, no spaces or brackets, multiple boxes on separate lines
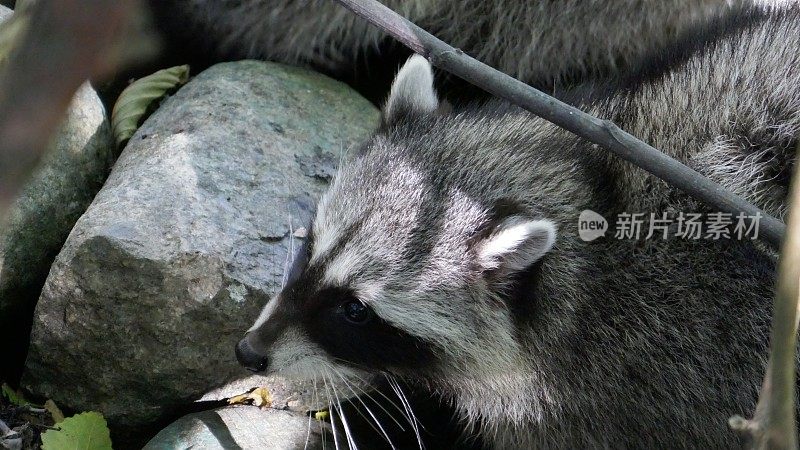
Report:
344,379,408,430
322,376,342,450
326,372,390,443
360,373,418,432
304,402,313,450
327,361,412,425
323,366,407,431
325,363,399,449
333,374,360,450
385,377,418,425
314,378,329,450
387,376,424,450
386,378,421,446
335,384,389,445
324,372,357,450
305,378,317,450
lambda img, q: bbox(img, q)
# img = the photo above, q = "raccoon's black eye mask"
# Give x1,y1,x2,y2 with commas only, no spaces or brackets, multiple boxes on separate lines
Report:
310,287,371,323
300,286,437,371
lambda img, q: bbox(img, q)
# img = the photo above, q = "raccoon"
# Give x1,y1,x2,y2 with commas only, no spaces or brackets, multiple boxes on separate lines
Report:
155,0,757,90
236,5,799,449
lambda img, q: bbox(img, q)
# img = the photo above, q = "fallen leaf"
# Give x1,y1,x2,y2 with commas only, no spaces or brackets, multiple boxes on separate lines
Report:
40,412,112,450
0,384,26,407
111,65,190,149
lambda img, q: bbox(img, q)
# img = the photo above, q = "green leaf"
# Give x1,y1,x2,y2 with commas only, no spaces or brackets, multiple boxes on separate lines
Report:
1,383,27,406
40,411,112,450
111,65,190,149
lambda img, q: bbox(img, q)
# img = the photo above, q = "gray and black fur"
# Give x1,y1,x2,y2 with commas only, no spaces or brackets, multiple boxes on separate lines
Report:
237,4,799,449
152,0,788,90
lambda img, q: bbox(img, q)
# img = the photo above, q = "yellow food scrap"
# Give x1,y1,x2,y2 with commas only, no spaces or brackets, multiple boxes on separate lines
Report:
249,387,272,407
314,410,329,421
227,393,250,405
227,387,272,408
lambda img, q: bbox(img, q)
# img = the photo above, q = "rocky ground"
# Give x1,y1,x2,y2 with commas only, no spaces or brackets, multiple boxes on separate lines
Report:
0,398,51,450
0,2,409,447
20,60,379,435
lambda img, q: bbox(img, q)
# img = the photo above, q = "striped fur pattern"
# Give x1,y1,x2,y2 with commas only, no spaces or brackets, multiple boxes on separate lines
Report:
158,0,756,87
236,4,800,449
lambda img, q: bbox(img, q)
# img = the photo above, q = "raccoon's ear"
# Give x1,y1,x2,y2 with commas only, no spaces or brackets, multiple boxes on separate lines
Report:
475,217,557,274
384,54,439,123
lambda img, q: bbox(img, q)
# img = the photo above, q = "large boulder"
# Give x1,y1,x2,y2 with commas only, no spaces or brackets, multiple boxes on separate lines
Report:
143,406,326,450
21,61,379,429
0,79,114,381
201,375,340,412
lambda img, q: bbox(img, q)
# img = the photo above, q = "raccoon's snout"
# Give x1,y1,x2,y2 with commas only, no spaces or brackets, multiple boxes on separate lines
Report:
235,337,269,373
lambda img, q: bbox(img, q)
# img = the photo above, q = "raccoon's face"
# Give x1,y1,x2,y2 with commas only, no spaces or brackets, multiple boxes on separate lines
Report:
236,56,557,384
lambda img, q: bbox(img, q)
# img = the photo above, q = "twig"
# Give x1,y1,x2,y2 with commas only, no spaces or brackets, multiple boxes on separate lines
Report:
17,405,45,414
729,143,800,449
330,0,786,248
0,0,157,218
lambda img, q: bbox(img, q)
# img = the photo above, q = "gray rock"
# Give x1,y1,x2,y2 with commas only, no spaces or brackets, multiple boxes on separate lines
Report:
0,82,113,380
22,61,379,428
143,406,326,450
0,4,11,20
200,374,371,413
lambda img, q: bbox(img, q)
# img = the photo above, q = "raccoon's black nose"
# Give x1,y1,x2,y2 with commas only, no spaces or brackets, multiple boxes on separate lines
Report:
235,338,269,372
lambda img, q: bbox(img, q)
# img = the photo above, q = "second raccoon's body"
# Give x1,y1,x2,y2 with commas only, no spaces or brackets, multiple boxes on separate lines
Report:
158,0,755,88
236,4,799,449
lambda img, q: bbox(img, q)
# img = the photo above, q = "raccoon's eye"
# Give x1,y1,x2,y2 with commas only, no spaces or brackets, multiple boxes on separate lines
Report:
342,300,372,324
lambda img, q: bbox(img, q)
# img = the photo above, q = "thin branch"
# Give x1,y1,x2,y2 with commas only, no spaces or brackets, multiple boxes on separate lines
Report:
0,0,157,217
730,143,800,449
331,0,786,248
